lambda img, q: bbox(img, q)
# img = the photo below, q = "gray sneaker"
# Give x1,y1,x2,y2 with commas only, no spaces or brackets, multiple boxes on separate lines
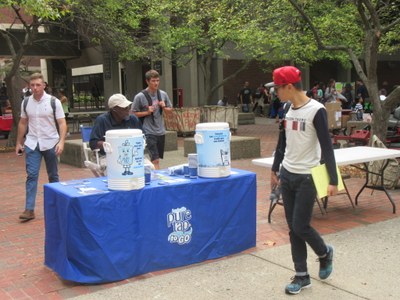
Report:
285,275,311,295
319,245,334,279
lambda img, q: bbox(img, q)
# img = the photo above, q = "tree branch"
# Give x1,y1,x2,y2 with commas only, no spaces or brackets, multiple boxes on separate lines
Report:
287,0,368,82
0,30,17,57
360,0,381,31
354,0,371,30
287,0,324,49
11,5,30,30
210,60,251,96
382,86,400,112
381,17,400,33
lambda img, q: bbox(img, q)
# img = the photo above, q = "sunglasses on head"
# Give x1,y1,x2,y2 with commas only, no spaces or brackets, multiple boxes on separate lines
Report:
275,84,288,91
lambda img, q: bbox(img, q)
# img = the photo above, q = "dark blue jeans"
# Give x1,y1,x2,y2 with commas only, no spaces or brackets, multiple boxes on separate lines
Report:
25,145,59,210
280,167,327,274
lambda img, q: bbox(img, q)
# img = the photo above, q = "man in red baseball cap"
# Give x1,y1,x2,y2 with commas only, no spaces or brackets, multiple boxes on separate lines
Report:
269,66,339,295
265,65,302,88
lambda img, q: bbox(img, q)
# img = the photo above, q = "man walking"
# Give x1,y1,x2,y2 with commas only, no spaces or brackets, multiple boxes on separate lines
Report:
15,73,67,221
131,70,172,169
269,66,338,294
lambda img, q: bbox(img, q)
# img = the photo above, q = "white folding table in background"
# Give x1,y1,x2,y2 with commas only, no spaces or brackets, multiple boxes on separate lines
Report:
252,146,400,214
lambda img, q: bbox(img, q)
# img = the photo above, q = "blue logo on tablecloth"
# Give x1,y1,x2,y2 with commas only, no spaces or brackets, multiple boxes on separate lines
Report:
167,207,192,245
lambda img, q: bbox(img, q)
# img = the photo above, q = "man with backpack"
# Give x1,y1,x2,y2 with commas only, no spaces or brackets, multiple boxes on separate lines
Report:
15,73,67,222
131,69,172,169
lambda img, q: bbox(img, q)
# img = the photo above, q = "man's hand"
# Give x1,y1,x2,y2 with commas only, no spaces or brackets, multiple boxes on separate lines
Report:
15,144,24,156
270,171,280,191
327,184,338,197
55,142,64,156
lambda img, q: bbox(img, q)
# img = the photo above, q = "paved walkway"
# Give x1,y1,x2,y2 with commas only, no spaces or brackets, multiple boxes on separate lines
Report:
0,117,399,299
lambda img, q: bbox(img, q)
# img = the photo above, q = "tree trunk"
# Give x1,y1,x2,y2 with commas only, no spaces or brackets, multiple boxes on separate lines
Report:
204,54,213,105
363,29,388,144
5,72,23,148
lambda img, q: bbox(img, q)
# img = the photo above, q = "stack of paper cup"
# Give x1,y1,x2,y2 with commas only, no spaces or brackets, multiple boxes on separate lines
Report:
144,163,152,185
188,153,198,179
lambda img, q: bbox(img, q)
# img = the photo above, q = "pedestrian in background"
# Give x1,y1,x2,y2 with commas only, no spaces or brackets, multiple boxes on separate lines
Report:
59,89,69,118
341,83,354,109
58,89,70,136
324,78,338,103
252,84,266,116
239,81,252,113
217,96,228,106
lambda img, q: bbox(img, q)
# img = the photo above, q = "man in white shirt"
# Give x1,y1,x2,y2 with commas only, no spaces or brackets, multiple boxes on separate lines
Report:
15,73,67,221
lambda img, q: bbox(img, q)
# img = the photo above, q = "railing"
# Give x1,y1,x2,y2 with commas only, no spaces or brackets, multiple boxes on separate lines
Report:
71,93,105,111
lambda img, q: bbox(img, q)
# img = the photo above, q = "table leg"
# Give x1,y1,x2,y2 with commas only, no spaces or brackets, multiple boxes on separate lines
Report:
379,160,396,214
354,161,396,214
354,163,368,206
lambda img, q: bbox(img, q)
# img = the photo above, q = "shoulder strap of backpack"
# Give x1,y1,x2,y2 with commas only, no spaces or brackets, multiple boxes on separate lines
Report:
140,90,155,123
22,97,30,136
143,89,164,113
23,97,29,116
50,96,60,134
141,89,153,107
157,89,163,115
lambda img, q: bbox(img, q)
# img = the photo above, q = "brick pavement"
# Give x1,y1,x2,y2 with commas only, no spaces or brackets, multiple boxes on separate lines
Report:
0,117,399,299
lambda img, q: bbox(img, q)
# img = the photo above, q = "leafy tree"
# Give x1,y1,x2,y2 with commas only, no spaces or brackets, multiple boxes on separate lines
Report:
0,0,148,146
0,1,75,147
2,0,400,146
157,0,273,104
264,0,400,141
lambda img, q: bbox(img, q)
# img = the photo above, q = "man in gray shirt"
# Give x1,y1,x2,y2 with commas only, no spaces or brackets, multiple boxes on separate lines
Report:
131,69,172,169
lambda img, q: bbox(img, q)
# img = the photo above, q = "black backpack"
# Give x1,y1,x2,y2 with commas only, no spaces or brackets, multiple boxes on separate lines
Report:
140,89,162,124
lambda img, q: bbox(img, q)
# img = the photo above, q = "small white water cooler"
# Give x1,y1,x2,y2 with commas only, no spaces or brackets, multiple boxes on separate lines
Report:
103,129,145,190
194,122,231,178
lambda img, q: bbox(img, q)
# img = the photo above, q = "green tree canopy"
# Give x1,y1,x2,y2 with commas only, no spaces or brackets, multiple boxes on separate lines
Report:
259,0,400,141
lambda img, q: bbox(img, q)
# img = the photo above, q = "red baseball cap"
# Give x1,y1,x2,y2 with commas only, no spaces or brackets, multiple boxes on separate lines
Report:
265,66,302,88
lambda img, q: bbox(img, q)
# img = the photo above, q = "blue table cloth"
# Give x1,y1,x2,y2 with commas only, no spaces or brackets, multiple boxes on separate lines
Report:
44,168,256,283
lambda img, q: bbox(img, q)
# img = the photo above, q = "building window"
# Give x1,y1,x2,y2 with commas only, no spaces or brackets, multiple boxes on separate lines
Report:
72,73,104,110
